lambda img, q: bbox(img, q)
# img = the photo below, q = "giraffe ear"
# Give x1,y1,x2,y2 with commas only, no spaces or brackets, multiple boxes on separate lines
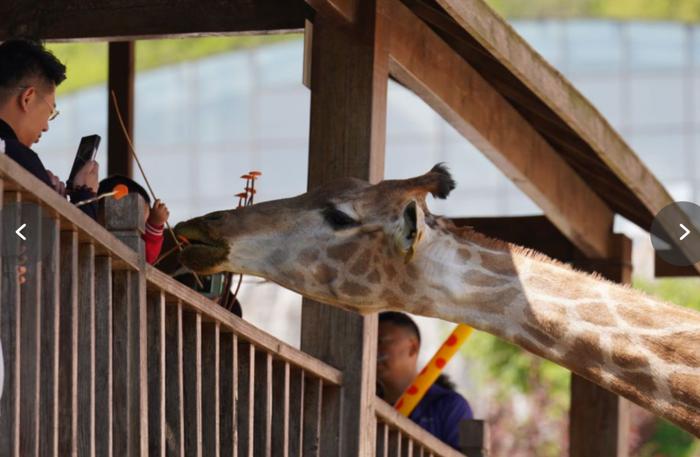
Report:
398,200,425,262
403,163,456,200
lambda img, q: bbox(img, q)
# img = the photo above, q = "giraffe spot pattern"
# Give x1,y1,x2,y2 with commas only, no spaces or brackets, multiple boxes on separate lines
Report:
669,373,700,410
523,301,568,339
313,263,337,285
399,281,416,296
297,247,320,264
480,252,516,275
327,241,359,262
339,280,371,297
366,268,381,284
610,335,650,369
468,287,521,314
350,252,371,276
641,331,700,366
457,247,472,261
576,302,616,327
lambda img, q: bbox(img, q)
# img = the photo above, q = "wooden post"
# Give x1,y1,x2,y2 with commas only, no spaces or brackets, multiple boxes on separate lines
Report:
459,419,489,457
103,193,148,455
569,234,632,457
301,1,389,455
108,41,135,178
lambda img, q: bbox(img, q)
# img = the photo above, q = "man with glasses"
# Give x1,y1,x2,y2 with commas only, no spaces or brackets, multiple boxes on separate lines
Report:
0,39,99,218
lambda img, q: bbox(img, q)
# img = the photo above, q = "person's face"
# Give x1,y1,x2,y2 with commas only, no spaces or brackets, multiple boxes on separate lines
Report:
17,83,57,146
377,322,419,388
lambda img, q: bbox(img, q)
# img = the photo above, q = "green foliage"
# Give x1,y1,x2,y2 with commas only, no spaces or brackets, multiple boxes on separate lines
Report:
47,35,298,96
489,0,700,22
637,419,699,457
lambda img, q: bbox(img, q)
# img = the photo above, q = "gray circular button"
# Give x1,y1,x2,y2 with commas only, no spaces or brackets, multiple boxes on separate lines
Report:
650,201,700,266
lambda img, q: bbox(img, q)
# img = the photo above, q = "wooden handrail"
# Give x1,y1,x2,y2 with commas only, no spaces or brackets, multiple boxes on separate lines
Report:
0,154,139,269
375,399,466,457
146,267,343,386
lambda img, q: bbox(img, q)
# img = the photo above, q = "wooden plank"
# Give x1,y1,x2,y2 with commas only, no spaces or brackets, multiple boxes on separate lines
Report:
18,202,41,457
146,267,342,385
108,41,134,178
376,422,388,457
201,322,220,457
432,0,674,221
147,291,166,457
0,156,139,269
237,342,255,457
111,271,130,457
302,1,389,454
57,229,79,456
374,401,464,457
458,420,488,457
165,301,185,457
219,332,237,457
253,352,273,457
271,360,290,456
182,311,203,457
287,367,305,457
0,191,21,457
0,0,306,40
386,0,614,258
301,377,323,457
77,242,96,457
39,210,60,457
654,255,700,277
94,255,113,457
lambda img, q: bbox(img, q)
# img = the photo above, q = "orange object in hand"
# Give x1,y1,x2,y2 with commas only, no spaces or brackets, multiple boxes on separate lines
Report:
394,324,473,416
113,184,129,200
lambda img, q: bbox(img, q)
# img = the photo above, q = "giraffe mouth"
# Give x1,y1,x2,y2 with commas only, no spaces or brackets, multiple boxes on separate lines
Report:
174,222,230,274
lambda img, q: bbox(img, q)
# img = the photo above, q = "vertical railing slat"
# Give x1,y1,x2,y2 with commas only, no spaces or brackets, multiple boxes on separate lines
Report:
202,321,220,457
0,191,21,457
77,242,96,457
39,210,60,457
94,255,113,457
147,291,166,456
219,332,237,457
287,367,305,457
57,229,78,456
237,342,255,457
271,360,290,457
254,352,272,457
111,270,130,457
19,202,41,457
165,301,185,456
302,377,323,457
183,310,202,457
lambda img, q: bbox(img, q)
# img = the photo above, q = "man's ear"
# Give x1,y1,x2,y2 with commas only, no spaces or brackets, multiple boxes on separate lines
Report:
408,336,420,358
398,200,425,263
18,86,35,112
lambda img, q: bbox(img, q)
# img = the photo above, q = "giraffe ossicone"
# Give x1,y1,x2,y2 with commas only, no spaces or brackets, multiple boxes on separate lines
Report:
175,164,700,437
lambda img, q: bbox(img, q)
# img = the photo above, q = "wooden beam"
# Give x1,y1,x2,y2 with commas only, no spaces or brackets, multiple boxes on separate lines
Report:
0,0,306,41
301,1,389,455
108,41,135,178
654,255,700,277
385,0,614,259
432,0,673,220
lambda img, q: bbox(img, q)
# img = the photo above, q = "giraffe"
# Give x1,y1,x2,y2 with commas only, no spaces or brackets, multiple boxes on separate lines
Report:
174,164,700,437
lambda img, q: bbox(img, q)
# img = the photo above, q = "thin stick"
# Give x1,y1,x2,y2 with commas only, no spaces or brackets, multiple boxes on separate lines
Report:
110,90,203,288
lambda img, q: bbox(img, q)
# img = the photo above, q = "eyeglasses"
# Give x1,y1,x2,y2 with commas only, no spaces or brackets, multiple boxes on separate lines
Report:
18,85,60,121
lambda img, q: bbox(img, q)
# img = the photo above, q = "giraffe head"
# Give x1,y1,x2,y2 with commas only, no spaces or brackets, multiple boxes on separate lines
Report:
174,164,455,313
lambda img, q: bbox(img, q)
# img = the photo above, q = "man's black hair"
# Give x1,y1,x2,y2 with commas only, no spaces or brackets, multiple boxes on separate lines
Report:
98,175,151,205
0,39,66,98
379,311,421,344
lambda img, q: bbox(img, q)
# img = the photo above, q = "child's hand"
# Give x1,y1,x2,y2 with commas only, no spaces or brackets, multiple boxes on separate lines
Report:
148,199,170,226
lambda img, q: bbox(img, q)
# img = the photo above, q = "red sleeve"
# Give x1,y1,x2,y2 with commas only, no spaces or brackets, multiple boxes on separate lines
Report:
142,221,164,264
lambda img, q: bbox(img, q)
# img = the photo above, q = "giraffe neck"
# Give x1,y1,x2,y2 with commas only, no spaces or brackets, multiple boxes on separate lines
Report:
411,226,700,436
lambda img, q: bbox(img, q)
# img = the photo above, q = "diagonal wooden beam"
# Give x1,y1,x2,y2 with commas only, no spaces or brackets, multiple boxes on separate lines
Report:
385,0,614,258
433,0,673,220
0,0,306,41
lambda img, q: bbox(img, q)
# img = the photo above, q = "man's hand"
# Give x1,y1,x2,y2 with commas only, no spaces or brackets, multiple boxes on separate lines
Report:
73,160,99,193
46,170,66,197
148,199,170,227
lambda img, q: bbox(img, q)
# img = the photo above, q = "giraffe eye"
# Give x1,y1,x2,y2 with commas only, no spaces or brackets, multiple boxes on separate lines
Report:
322,207,359,230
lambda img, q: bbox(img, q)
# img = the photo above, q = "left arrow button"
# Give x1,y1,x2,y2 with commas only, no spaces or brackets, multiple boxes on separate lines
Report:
15,223,26,241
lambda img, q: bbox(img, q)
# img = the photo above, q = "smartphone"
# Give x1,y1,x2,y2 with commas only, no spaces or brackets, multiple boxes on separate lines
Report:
67,134,100,189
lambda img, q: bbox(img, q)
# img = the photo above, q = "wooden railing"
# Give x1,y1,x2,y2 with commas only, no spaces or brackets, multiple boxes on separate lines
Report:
0,153,469,456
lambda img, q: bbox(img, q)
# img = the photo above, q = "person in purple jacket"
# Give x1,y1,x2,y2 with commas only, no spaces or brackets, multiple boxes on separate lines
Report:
377,311,473,450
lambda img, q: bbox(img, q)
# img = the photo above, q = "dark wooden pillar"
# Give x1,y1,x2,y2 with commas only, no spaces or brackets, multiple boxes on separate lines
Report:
107,41,135,178
569,234,632,457
301,2,389,455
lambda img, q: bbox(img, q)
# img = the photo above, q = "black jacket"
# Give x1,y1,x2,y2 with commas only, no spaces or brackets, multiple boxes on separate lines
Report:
0,118,97,219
